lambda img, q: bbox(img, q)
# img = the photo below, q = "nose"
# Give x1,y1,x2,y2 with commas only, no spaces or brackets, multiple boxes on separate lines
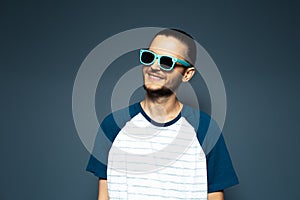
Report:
150,59,161,71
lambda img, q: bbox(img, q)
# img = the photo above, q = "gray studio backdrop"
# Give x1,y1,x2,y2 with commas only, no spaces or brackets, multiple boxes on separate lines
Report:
0,0,299,199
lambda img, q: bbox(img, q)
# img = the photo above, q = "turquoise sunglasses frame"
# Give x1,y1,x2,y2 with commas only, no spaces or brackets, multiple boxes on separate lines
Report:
139,49,191,71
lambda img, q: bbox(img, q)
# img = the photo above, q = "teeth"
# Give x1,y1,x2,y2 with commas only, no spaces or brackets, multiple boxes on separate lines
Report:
149,75,162,80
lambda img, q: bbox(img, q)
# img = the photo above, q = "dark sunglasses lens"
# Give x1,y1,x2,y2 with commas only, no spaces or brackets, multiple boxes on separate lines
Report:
141,51,155,64
160,56,174,70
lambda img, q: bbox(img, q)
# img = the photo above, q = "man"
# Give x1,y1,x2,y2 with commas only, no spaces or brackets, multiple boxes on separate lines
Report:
87,29,239,200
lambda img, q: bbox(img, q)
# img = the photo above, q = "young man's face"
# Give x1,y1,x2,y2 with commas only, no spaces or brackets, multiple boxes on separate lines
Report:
142,35,193,96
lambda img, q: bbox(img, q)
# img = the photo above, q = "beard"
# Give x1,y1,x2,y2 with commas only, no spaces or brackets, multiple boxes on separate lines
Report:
143,84,175,99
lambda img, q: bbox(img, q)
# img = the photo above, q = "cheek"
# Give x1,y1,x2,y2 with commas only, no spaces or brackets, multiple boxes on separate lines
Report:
170,70,184,82
169,77,182,86
142,66,149,74
176,68,186,76
142,67,147,77
165,73,184,88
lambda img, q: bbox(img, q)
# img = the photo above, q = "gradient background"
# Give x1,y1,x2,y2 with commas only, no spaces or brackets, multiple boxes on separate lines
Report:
0,0,299,199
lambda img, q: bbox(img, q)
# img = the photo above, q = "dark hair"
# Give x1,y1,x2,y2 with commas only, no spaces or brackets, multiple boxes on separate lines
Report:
152,28,197,66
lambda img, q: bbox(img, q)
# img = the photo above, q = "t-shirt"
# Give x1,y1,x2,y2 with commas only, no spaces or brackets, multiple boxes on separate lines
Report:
86,102,239,200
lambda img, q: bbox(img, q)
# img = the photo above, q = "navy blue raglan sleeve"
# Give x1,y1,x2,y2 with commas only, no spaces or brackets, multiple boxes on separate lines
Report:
194,110,239,193
85,103,141,179
86,127,110,179
86,114,121,179
206,133,239,193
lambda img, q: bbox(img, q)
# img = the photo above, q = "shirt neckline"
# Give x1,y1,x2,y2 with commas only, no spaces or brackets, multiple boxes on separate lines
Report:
137,102,182,127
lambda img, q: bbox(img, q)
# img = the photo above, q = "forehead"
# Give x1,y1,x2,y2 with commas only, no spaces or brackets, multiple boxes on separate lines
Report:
149,35,189,60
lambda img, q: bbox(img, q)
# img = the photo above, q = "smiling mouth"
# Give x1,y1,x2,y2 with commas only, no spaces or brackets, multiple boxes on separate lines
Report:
148,73,164,80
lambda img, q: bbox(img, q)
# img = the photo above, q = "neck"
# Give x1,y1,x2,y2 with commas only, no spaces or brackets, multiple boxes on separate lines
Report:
141,93,182,123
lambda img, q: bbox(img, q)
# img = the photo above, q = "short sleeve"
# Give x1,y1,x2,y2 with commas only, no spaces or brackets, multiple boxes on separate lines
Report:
206,134,239,193
86,113,122,179
182,107,239,192
86,154,107,179
86,125,111,179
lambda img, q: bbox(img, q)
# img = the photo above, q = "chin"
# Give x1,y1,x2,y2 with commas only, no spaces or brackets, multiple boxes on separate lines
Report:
143,85,174,98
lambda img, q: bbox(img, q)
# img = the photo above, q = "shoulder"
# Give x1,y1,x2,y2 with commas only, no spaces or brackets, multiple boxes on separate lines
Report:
181,104,221,144
101,102,142,131
181,104,215,129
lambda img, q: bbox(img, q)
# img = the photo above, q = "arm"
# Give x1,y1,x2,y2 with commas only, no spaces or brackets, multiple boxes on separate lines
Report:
208,191,224,200
98,179,109,200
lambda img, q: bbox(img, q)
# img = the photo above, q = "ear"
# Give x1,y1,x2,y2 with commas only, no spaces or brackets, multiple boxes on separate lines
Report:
182,67,195,82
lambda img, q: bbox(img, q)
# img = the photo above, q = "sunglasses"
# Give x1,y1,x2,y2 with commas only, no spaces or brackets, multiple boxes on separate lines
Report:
139,49,191,71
